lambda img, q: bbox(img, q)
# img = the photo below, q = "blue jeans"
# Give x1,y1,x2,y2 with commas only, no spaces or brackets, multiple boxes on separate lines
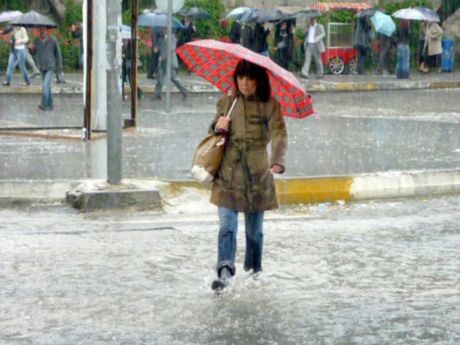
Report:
40,70,54,110
5,49,30,84
217,206,264,276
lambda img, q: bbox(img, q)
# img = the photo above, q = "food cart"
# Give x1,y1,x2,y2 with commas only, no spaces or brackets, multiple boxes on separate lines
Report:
312,2,373,74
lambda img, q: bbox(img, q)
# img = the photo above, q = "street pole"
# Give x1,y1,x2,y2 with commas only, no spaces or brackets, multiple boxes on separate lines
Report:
106,0,123,184
165,0,172,112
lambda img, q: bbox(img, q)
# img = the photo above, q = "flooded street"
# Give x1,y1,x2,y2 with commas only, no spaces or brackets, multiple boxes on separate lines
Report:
1,195,459,344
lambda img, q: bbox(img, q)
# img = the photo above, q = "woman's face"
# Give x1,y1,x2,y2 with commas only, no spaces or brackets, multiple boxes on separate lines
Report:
237,75,257,97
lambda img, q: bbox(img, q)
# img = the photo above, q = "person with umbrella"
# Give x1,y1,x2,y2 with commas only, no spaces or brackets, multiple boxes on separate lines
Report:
423,20,443,73
2,25,31,86
29,27,62,111
230,18,242,44
274,21,293,70
353,16,373,75
300,16,325,79
208,59,287,291
177,15,197,47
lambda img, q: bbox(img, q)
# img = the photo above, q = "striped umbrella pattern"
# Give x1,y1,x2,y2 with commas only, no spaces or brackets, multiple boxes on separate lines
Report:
177,39,314,119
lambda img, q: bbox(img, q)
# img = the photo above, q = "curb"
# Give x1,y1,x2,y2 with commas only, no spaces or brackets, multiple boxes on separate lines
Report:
0,80,459,95
2,169,457,208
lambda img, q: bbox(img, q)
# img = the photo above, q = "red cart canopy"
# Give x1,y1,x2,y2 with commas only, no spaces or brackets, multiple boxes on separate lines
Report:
311,2,372,13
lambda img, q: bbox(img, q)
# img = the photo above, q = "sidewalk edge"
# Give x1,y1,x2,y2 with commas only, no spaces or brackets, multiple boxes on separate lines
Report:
1,169,459,207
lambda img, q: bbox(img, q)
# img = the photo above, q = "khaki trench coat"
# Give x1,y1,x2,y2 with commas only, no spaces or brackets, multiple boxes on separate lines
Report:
210,94,288,212
425,23,443,56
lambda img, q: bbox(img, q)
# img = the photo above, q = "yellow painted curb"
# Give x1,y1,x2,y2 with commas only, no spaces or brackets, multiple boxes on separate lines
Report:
275,177,352,204
166,177,353,205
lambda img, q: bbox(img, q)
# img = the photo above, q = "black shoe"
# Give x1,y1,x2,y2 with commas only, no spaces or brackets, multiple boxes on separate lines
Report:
38,105,46,111
181,93,188,100
211,278,228,291
2,81,10,86
212,267,232,291
299,73,309,79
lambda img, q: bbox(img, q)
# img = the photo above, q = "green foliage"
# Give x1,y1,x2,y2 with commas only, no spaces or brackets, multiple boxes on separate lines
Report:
379,0,433,15
181,0,226,39
318,9,356,25
64,0,83,28
0,0,30,12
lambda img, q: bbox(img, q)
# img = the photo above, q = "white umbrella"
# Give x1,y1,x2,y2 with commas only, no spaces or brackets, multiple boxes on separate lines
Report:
226,7,252,19
392,8,425,21
414,7,440,22
0,10,23,23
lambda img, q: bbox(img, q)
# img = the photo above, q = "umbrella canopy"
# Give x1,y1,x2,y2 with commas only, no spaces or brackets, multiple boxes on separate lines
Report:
414,6,440,22
138,9,184,29
0,10,22,23
240,8,287,23
371,11,396,37
179,6,211,20
177,39,314,119
13,10,57,28
226,7,252,19
289,9,321,19
392,8,425,21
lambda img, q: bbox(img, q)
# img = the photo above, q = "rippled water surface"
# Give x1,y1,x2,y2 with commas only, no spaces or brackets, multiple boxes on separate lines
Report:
1,196,459,344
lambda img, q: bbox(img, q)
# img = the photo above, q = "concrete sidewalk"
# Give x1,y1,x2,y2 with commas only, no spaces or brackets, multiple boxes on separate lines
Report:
0,68,459,95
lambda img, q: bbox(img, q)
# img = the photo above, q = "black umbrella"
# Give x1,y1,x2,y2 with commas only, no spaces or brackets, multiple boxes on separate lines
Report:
241,8,287,23
179,6,211,20
289,9,321,19
13,10,57,28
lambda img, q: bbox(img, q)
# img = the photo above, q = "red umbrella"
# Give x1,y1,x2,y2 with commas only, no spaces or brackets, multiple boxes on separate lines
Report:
177,39,314,119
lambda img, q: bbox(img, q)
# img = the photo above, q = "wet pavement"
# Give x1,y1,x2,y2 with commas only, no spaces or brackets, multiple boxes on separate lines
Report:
1,89,460,180
1,195,459,344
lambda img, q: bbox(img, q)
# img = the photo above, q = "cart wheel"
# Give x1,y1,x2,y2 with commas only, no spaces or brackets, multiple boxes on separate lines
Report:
348,58,358,74
328,57,345,75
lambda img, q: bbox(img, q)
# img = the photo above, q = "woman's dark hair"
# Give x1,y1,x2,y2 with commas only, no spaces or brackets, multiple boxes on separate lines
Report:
233,59,271,102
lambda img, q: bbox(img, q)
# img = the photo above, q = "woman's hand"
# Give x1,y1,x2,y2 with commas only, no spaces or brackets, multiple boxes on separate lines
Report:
270,164,284,174
215,116,230,133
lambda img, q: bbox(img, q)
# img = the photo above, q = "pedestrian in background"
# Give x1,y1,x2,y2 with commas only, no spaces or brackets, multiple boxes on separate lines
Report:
147,27,162,79
3,26,31,86
230,19,242,44
122,38,143,100
377,32,394,75
209,59,287,291
424,21,443,73
417,21,429,73
353,16,372,75
178,15,196,47
154,29,188,101
301,16,325,79
395,19,411,78
254,22,270,57
274,21,293,70
70,23,83,68
242,22,256,51
30,27,62,111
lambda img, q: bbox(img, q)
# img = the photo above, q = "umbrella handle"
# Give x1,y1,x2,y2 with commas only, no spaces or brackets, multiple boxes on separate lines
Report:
225,98,237,120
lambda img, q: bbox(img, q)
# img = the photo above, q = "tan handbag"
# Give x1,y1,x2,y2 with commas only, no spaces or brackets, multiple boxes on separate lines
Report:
191,98,237,183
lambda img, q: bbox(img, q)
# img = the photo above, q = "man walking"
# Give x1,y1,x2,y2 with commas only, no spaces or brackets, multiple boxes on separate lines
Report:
3,26,31,86
31,28,63,111
301,17,325,79
154,29,188,100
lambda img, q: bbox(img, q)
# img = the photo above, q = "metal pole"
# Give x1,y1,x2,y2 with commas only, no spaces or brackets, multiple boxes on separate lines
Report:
106,0,123,184
130,0,138,126
166,0,172,112
84,0,93,140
